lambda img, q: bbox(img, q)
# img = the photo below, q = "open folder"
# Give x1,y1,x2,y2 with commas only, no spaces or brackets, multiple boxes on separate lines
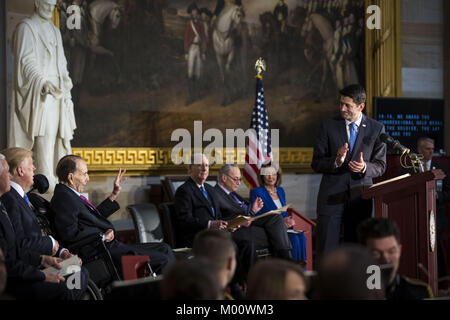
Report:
226,204,291,230
42,255,81,277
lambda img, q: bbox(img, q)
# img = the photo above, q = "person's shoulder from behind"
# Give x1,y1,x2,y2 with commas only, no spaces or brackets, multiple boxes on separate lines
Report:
400,276,434,300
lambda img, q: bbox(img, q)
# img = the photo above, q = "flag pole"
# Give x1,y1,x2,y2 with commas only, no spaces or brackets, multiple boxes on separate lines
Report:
243,58,268,190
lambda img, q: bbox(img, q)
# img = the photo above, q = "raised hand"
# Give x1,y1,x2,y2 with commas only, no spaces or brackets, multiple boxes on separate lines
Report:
109,168,127,201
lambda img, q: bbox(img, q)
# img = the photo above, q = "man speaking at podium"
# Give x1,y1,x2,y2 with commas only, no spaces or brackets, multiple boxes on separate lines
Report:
311,84,387,258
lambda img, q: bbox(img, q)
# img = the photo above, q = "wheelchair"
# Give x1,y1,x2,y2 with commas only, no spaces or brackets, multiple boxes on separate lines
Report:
27,174,115,299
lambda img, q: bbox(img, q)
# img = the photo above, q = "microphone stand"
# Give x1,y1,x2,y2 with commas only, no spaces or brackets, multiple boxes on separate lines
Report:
399,149,425,173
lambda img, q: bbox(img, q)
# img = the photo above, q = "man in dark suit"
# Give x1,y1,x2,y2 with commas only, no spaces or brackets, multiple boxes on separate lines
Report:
311,84,386,258
0,153,88,300
174,154,256,297
50,155,175,275
401,137,450,277
214,164,292,259
0,148,74,259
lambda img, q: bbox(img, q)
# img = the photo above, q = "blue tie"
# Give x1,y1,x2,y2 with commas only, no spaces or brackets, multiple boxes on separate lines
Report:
23,193,32,208
349,122,357,153
200,186,215,217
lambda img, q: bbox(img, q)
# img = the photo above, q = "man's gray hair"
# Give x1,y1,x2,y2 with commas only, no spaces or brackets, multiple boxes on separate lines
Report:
218,164,239,180
189,153,207,165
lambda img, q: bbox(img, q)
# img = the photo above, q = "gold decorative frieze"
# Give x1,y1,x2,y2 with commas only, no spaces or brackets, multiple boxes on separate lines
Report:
72,148,314,176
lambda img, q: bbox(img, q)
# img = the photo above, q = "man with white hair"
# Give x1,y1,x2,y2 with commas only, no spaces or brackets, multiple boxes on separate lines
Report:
9,0,76,189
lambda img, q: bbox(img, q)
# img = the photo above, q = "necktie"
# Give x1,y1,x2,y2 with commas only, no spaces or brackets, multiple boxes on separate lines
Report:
230,192,248,213
349,122,357,153
200,186,215,217
79,195,101,215
23,193,32,208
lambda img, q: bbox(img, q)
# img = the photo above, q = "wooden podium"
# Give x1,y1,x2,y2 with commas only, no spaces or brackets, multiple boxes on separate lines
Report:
362,169,446,294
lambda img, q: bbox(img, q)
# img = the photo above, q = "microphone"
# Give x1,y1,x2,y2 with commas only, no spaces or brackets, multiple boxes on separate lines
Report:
380,133,410,154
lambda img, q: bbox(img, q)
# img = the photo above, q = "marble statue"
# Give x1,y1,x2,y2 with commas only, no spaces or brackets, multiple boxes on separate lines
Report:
9,0,76,190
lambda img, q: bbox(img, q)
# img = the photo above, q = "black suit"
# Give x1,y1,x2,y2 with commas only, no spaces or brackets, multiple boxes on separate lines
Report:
50,184,175,275
2,187,54,256
0,200,87,300
174,178,256,282
213,184,292,255
312,114,386,256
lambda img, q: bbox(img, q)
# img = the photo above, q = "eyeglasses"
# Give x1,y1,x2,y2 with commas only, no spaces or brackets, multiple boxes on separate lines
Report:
226,174,242,183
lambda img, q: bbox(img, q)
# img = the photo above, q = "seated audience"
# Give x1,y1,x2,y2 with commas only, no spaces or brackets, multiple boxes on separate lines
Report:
1,148,76,260
250,163,306,262
214,164,292,260
161,258,222,300
50,155,175,276
0,153,87,300
315,244,384,300
173,153,256,298
246,258,308,300
357,218,433,300
192,229,237,300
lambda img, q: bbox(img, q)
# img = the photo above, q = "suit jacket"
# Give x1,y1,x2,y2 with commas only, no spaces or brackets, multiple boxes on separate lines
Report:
311,114,386,208
0,201,44,282
174,178,221,247
50,184,120,245
213,184,253,219
1,188,53,255
250,186,287,217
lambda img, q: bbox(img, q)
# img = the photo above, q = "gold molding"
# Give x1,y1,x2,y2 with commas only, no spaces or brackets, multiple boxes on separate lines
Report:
365,0,402,117
72,147,314,176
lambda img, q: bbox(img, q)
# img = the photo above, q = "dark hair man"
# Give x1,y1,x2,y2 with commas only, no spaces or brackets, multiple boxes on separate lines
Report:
357,218,433,300
311,84,386,258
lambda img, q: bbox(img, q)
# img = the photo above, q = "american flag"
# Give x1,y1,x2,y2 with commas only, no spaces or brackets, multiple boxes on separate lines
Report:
243,76,273,189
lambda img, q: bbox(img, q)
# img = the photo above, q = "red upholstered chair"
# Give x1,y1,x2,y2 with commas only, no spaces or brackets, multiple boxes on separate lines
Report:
121,255,150,281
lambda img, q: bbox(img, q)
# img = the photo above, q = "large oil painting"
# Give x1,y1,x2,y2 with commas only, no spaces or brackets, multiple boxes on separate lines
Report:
58,0,365,148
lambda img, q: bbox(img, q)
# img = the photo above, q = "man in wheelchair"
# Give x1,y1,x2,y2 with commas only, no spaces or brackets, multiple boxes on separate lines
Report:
50,155,175,279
